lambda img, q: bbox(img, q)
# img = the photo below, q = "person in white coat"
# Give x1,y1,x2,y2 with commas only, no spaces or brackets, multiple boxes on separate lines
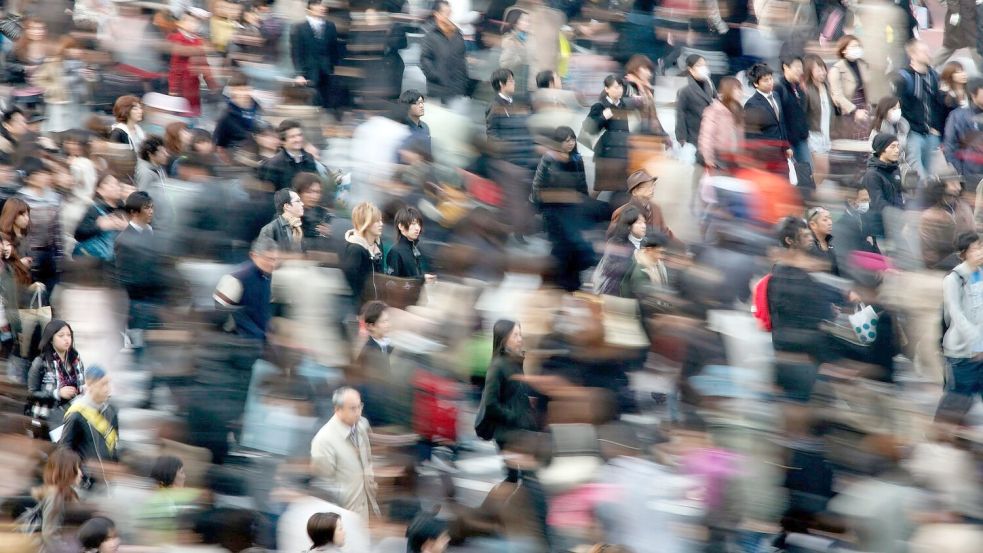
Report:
310,387,379,520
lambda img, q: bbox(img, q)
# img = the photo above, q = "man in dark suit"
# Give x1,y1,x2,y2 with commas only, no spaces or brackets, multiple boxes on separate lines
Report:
776,55,811,166
290,0,341,111
744,62,789,150
355,301,401,427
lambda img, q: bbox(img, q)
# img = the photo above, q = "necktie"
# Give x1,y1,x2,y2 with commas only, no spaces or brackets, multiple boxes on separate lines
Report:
767,95,780,119
349,426,360,450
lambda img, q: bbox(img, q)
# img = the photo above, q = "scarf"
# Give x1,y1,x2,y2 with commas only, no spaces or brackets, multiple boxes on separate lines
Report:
282,213,303,243
47,351,84,396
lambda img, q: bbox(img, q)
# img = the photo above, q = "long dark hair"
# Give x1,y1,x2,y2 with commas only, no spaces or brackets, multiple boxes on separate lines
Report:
552,126,580,157
607,205,644,242
491,319,517,358
871,95,900,134
40,320,80,365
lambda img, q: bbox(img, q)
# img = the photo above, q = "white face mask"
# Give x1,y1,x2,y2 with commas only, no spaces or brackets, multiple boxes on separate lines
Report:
887,109,902,124
845,47,864,61
856,201,870,214
694,66,711,81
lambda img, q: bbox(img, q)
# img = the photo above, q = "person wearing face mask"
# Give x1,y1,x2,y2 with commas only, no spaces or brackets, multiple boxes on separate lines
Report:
835,187,881,275
870,96,909,152
829,35,871,141
893,39,946,180
943,78,983,192
675,55,715,160
920,175,974,270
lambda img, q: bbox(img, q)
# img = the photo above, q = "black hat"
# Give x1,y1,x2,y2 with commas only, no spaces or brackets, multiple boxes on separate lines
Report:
871,132,898,157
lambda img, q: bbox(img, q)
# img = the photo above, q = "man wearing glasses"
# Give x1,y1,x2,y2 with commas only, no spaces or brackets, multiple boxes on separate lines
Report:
861,132,905,239
259,188,306,254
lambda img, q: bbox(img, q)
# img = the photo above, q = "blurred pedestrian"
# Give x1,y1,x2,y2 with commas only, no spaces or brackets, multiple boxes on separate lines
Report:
805,206,839,275
108,95,146,152
167,11,215,117
115,191,166,353
15,156,62,296
73,173,127,262
310,387,380,519
213,236,279,342
78,516,120,553
596,205,645,295
745,62,787,145
259,188,305,254
420,0,469,104
499,8,532,98
828,35,871,140
586,75,632,192
134,136,173,230
940,61,970,118
293,172,332,251
920,176,974,270
894,39,945,179
406,514,450,553
341,201,384,305
386,206,430,280
939,231,983,420
943,78,983,192
777,54,810,166
623,54,666,136
870,96,908,151
803,54,834,186
306,512,346,551
835,186,880,263
400,90,432,155
30,447,83,550
290,0,341,113
698,76,744,171
935,0,981,67
60,366,118,464
609,170,679,248
27,320,85,426
675,55,715,160
214,72,261,156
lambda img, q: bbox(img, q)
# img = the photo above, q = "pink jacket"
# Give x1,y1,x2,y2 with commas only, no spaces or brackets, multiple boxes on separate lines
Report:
698,99,744,168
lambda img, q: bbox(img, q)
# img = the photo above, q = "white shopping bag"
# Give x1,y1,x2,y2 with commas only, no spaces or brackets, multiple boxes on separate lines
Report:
848,303,879,344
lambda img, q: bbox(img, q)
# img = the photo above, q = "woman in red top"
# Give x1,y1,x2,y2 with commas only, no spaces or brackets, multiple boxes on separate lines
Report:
167,12,215,117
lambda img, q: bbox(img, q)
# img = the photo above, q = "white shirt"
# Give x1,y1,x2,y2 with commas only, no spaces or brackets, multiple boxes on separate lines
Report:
498,93,513,104
307,15,324,35
129,221,152,233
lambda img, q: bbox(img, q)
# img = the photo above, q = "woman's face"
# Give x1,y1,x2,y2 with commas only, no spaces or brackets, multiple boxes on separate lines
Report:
300,184,322,207
52,325,73,354
1,239,11,259
74,466,83,487
98,176,122,203
193,140,214,155
64,139,84,157
811,63,827,83
515,13,530,33
634,65,653,83
630,215,646,239
605,80,624,101
506,324,523,353
130,104,144,124
257,131,279,151
954,68,969,85
15,211,29,231
25,22,45,42
99,531,121,553
333,520,346,547
179,128,193,150
561,135,576,153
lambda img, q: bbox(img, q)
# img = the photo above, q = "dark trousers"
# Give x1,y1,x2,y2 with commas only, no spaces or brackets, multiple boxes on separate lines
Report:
936,356,983,421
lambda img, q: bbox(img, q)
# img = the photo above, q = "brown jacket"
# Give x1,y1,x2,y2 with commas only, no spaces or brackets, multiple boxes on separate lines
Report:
920,201,975,269
609,198,683,250
828,59,871,115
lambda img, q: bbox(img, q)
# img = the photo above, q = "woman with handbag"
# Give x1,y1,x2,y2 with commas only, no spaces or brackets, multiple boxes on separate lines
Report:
585,75,633,195
828,35,872,141
0,197,43,382
73,173,127,262
27,320,85,426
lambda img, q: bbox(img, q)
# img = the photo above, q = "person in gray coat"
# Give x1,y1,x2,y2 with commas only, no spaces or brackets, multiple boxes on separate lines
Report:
420,0,469,103
135,135,175,232
259,188,305,253
939,232,983,418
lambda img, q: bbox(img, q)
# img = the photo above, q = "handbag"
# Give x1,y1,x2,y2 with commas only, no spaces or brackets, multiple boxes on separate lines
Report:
848,303,879,344
578,116,600,151
19,286,52,358
473,397,496,441
73,206,118,261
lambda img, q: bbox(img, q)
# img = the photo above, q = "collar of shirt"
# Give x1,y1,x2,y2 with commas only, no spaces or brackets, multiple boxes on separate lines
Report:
307,16,323,30
498,93,513,104
286,149,305,163
372,336,391,351
129,221,152,233
605,95,618,106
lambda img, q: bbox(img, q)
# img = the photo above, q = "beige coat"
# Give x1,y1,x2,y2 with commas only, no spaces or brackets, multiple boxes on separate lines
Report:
828,59,872,115
310,415,379,520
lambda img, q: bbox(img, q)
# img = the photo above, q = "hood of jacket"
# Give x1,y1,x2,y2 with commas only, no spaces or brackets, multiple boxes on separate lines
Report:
344,229,375,252
866,156,899,173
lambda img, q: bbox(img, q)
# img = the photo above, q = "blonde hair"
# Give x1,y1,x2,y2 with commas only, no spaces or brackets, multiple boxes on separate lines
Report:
351,202,382,237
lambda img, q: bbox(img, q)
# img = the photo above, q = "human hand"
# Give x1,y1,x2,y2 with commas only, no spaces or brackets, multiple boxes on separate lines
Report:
315,222,331,237
854,109,868,121
21,257,33,267
847,290,862,304
424,273,437,285
59,386,78,400
602,108,613,119
950,13,960,26
294,76,307,86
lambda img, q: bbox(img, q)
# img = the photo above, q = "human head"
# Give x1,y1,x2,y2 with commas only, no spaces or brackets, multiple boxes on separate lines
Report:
780,54,803,82
332,386,363,427
150,455,186,488
850,187,871,212
139,135,168,165
61,130,92,158
941,60,968,89
777,216,811,250
957,232,983,268
21,156,52,190
361,300,391,340
837,35,863,61
307,512,345,549
85,366,112,405
112,95,143,124
42,320,74,357
969,78,983,109
873,95,901,130
0,196,30,236
806,206,833,240
433,0,452,25
176,11,202,34
278,119,305,153
20,17,45,43
226,71,253,109
686,54,709,82
78,516,119,553
491,68,516,97
351,201,383,241
44,447,83,496
492,319,522,357
274,188,304,218
626,54,656,83
803,54,827,86
718,76,743,104
602,74,624,101
94,173,122,204
552,125,578,155
2,106,27,138
406,514,450,553
905,38,931,67
250,236,280,274
748,63,774,94
610,205,645,242
872,132,900,163
307,0,327,18
536,70,560,89
394,205,423,241
504,8,529,33
164,121,190,154
124,191,154,225
626,170,657,199
188,128,213,155
292,172,323,208
400,89,426,120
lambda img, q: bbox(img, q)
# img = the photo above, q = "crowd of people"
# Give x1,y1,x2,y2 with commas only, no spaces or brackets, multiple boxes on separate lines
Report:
0,0,982,552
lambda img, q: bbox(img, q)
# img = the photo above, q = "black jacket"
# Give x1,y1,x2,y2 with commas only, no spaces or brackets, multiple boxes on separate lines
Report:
675,76,715,146
290,18,340,84
533,150,589,204
745,91,787,143
386,234,424,279
588,97,631,161
807,235,839,276
485,95,538,170
893,66,945,135
477,353,538,444
419,23,469,101
258,215,303,253
214,100,260,150
777,77,810,144
59,399,120,463
114,224,168,301
767,263,842,353
256,148,320,191
341,230,384,304
860,157,904,237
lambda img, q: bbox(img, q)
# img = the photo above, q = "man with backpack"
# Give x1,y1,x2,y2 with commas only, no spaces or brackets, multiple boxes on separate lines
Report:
893,39,946,180
939,232,983,416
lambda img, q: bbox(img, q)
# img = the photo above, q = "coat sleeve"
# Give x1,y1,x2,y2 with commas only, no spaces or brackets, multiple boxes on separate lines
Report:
943,109,964,171
674,88,690,144
74,204,102,243
311,435,338,479
532,155,550,200
861,171,888,237
828,64,856,115
385,247,405,277
698,104,721,167
479,361,516,427
27,357,51,401
58,412,84,453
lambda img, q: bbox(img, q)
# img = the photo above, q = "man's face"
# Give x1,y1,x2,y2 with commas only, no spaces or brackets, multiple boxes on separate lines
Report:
435,4,452,25
755,74,775,95
308,2,327,18
4,113,27,137
335,389,363,427
501,75,516,97
410,97,425,119
137,203,155,225
251,249,279,274
880,140,901,163
795,228,813,250
632,181,656,200
784,60,803,82
965,240,983,267
229,85,254,109
284,191,304,218
400,220,422,241
152,146,170,166
283,127,305,152
808,208,833,237
909,42,930,66
88,375,112,405
367,309,391,339
27,170,52,190
973,89,983,109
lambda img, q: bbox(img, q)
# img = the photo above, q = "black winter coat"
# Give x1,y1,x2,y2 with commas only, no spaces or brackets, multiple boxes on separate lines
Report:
861,157,904,237
588,97,631,161
777,77,810,144
420,23,469,101
675,76,715,146
341,232,384,304
486,95,538,170
386,234,424,279
256,148,320,191
477,354,538,445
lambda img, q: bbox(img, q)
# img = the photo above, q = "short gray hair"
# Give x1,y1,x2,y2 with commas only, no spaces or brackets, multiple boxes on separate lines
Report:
332,386,359,409
250,235,279,256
